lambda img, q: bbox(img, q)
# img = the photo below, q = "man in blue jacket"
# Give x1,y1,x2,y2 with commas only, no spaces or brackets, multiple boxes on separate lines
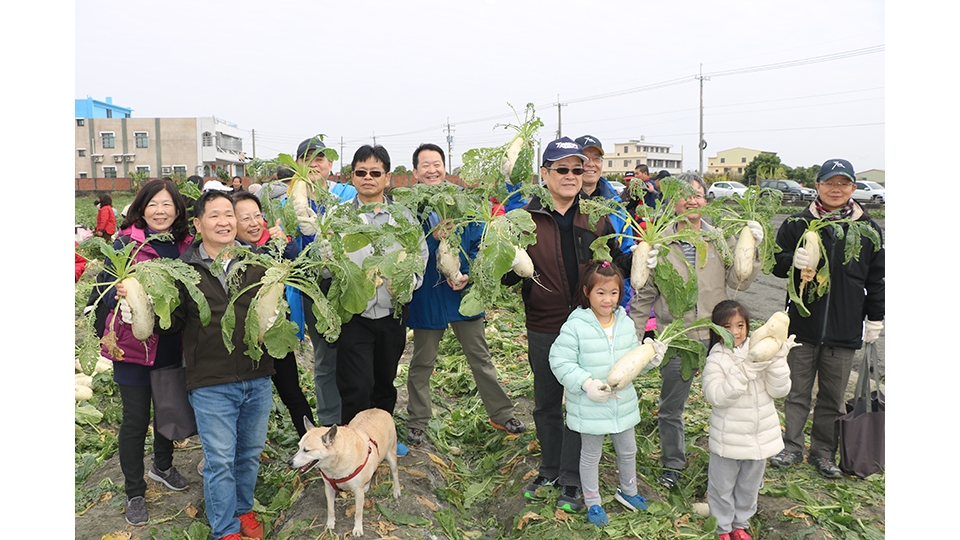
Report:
404,143,526,446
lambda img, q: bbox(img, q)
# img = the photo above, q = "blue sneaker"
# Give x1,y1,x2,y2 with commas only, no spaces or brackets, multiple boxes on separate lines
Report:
586,505,609,527
615,488,648,511
397,442,409,457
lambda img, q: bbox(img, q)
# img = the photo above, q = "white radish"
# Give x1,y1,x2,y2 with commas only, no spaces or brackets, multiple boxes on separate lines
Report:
75,374,94,388
511,246,534,278
75,385,94,401
289,179,318,236
691,503,711,517
799,230,820,294
747,336,782,363
733,225,755,283
256,282,285,342
122,277,154,341
95,356,114,373
436,238,464,282
631,241,653,287
750,311,789,345
606,342,656,391
501,136,525,180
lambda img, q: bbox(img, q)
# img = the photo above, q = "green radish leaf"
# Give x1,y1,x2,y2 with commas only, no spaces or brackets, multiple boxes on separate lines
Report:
341,233,372,252
75,404,103,425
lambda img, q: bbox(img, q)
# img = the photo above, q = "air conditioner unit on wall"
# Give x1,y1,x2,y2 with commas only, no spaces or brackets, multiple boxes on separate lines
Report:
92,154,104,163
161,166,172,174
113,155,124,163
124,154,136,162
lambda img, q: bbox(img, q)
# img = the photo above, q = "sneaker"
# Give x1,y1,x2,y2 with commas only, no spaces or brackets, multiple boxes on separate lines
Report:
125,495,149,526
148,464,189,491
810,455,842,479
407,427,425,447
657,468,681,489
397,442,409,457
586,505,609,527
197,457,205,477
490,418,527,434
523,475,557,500
769,449,803,468
219,535,242,540
614,488,647,511
556,485,583,512
731,529,754,540
238,511,264,539
718,534,731,540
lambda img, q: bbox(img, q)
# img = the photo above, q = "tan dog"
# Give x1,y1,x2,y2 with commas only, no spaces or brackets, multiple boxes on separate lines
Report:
288,408,401,537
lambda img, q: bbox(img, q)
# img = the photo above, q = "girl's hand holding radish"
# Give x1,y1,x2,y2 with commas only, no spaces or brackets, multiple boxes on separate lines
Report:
582,378,615,403
775,335,799,360
644,337,667,369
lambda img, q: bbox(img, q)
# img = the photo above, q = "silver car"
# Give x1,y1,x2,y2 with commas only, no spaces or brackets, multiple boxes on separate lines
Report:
852,181,885,204
706,181,747,200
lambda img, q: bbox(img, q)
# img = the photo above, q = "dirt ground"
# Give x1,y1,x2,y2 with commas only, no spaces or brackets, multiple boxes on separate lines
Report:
74,215,884,539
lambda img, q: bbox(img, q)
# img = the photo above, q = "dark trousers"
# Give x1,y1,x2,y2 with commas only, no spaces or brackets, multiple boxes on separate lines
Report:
527,330,581,487
272,351,316,438
336,314,406,425
118,383,174,498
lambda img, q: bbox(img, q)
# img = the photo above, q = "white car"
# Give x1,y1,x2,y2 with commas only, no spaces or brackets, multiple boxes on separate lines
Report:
607,180,626,195
706,181,747,200
852,181,885,204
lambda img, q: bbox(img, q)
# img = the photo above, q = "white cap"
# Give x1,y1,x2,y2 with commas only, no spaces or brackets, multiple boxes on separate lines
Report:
202,180,233,192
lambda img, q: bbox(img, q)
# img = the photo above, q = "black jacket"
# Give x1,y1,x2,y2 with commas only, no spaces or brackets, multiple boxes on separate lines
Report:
164,240,274,391
772,202,884,349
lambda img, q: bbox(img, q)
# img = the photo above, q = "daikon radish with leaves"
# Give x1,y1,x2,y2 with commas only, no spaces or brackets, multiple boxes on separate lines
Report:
501,135,525,180
631,241,653,286
511,246,534,278
607,341,657,391
746,337,783,363
256,281,285,343
733,225,756,283
799,230,821,295
747,311,791,362
75,385,94,401
121,277,155,341
436,238,464,282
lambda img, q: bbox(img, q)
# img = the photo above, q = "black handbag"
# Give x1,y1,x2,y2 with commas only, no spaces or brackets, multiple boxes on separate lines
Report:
150,365,197,441
837,341,885,478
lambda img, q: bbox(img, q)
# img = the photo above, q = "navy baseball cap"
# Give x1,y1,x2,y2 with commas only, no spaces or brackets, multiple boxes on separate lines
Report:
816,159,856,182
296,137,327,160
574,135,604,156
541,137,587,166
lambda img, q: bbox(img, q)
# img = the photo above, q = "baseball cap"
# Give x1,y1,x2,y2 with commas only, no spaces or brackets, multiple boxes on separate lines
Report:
541,137,587,166
296,137,327,160
574,135,604,156
202,179,232,192
816,159,855,182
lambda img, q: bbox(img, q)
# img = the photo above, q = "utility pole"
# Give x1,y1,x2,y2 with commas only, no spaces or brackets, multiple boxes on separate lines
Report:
554,94,567,138
251,128,257,183
444,118,455,172
372,132,377,146
696,64,710,176
340,136,344,174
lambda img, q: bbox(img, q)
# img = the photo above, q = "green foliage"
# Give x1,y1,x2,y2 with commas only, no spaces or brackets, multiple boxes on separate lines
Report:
392,164,411,175
128,169,149,192
702,185,784,275
742,152,783,184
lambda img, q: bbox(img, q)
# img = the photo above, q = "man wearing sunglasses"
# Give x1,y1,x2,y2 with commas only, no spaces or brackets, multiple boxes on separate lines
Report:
336,144,429,425
503,137,633,514
769,158,884,479
404,143,526,448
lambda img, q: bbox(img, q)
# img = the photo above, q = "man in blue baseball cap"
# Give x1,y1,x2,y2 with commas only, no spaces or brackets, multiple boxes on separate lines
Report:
503,137,634,514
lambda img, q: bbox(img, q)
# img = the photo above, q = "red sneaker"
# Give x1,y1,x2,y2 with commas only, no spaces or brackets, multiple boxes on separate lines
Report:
731,529,754,540
718,534,731,540
238,511,264,539
219,535,242,540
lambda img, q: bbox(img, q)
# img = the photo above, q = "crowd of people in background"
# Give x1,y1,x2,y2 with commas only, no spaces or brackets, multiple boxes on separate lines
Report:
76,135,884,540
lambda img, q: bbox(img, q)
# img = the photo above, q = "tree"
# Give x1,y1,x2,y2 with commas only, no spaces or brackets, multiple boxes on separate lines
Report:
787,165,817,188
743,153,783,185
392,165,411,176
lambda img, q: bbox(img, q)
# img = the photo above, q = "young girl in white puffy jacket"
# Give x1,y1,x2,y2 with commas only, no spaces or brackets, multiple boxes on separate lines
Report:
702,300,794,540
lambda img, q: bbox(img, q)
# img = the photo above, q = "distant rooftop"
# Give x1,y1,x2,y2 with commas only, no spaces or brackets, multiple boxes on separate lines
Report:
75,96,133,119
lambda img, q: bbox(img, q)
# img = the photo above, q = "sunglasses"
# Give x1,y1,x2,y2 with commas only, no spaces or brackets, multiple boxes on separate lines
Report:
544,167,585,175
354,170,384,178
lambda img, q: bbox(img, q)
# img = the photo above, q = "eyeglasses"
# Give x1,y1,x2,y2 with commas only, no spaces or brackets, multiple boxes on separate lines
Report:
820,180,855,188
353,170,384,178
544,167,585,175
238,213,263,225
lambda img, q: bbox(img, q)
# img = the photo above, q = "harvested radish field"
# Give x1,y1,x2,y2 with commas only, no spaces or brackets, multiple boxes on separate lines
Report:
74,212,884,540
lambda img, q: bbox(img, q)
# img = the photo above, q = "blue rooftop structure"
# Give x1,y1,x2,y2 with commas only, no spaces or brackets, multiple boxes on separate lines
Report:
75,96,133,119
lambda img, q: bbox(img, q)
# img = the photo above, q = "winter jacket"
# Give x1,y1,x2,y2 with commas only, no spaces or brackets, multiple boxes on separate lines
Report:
98,226,194,386
75,243,87,282
503,195,632,334
583,177,635,309
96,205,116,236
406,208,484,330
630,220,760,342
164,240,274,391
772,201,884,349
548,307,641,436
702,339,792,460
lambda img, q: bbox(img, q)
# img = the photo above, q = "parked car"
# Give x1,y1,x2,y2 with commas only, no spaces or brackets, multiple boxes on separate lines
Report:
706,181,747,200
758,179,816,203
852,181,885,204
607,180,626,196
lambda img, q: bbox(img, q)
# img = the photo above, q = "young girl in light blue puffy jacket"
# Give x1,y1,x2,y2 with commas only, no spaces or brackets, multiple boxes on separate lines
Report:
549,260,665,527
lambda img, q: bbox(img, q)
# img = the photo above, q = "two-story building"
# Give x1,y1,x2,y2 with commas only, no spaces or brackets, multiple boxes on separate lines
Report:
707,147,773,178
75,97,248,181
600,137,683,176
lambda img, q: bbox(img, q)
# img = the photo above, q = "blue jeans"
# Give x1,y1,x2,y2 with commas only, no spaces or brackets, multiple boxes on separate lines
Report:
189,377,272,538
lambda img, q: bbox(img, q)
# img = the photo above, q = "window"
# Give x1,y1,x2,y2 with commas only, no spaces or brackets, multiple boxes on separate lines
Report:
106,110,113,118
623,146,629,153
623,160,631,167
202,132,213,146
79,172,88,179
738,167,743,173
101,132,115,149
103,166,117,178
607,160,613,168
720,157,725,163
741,157,747,163
135,132,148,148
78,149,86,157
136,166,150,175
76,119,85,127
173,166,187,176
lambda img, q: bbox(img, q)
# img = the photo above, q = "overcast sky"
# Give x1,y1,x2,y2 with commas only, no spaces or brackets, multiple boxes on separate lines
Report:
75,0,886,174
